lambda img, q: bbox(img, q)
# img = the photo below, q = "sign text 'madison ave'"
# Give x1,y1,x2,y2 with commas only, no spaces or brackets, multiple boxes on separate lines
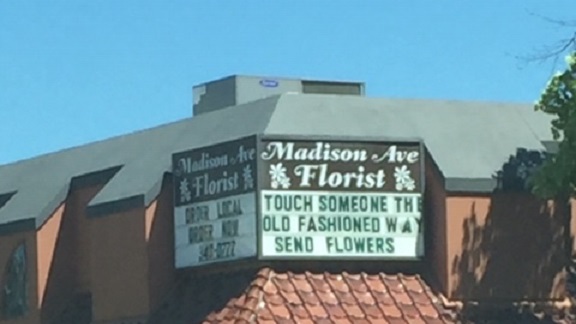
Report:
258,139,424,259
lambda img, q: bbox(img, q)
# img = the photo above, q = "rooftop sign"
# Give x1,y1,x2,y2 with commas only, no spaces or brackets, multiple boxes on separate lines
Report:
257,138,424,260
172,136,257,269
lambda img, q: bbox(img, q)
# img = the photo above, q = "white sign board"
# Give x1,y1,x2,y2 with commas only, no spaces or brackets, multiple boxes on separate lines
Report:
174,193,256,268
260,191,423,258
258,139,424,260
172,136,258,268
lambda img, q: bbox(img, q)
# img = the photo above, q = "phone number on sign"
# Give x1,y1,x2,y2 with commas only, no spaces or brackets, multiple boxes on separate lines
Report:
198,240,236,263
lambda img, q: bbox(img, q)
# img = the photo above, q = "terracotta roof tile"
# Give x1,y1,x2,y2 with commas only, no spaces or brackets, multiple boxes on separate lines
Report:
307,304,329,321
153,266,576,324
324,303,347,318
255,320,276,324
200,268,452,324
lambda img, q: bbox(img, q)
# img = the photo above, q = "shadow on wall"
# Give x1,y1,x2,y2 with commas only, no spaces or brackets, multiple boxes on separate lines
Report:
147,265,260,324
1,241,28,320
451,148,574,322
147,173,176,313
41,191,95,324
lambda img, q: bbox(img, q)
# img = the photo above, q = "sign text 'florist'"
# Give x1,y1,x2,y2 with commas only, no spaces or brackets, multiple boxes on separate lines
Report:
259,140,423,192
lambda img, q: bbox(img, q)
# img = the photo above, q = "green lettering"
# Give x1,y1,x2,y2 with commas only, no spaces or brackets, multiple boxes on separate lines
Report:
303,195,313,211
385,238,395,253
402,219,412,233
326,216,336,231
318,216,327,231
372,217,380,233
285,236,293,251
296,236,311,252
385,217,397,233
325,236,400,254
292,237,302,252
275,236,314,253
325,236,334,252
298,215,306,231
343,237,353,251
264,195,273,211
353,237,365,252
307,217,317,232
415,217,422,233
318,196,327,211
325,237,393,254
375,237,385,253
370,196,379,212
275,236,284,252
370,196,388,212
366,237,374,253
338,196,349,212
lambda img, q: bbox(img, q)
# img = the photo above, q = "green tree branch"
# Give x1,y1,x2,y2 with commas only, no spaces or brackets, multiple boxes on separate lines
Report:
532,53,576,198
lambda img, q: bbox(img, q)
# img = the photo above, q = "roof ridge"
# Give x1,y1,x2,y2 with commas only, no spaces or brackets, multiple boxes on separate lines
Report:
252,267,274,323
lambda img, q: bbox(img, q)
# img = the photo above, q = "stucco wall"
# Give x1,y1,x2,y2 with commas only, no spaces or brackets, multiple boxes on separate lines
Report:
0,176,176,323
89,206,150,322
145,175,175,313
1,163,575,323
36,203,70,323
446,193,571,301
424,155,448,296
73,186,104,293
36,183,110,323
0,231,39,324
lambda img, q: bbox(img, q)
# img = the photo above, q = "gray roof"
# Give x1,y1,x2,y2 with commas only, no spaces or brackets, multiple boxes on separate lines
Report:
0,93,554,233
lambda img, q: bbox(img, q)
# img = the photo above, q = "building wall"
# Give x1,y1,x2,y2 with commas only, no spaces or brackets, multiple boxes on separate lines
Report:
89,206,151,323
571,198,576,255
0,176,176,323
2,158,575,323
89,204,149,321
0,231,39,324
73,186,104,294
445,193,571,301
145,175,175,313
85,176,176,323
36,181,112,323
87,176,176,323
36,203,71,323
424,156,448,296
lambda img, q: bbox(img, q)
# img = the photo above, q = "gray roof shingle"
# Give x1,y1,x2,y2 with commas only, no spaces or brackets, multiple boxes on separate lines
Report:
267,94,552,180
0,93,554,232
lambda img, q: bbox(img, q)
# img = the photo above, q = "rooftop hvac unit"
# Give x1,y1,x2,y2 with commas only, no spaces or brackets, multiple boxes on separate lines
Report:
193,75,364,115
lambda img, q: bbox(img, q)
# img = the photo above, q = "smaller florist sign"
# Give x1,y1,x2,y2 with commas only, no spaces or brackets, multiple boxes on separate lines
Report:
172,136,258,269
258,139,424,260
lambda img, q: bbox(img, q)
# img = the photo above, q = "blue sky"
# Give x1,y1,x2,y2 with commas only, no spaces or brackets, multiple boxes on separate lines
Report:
1,1,575,165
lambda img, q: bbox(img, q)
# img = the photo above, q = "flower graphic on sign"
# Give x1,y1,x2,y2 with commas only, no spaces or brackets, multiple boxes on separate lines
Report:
278,176,291,189
243,165,254,190
179,178,192,203
269,163,291,189
394,165,416,191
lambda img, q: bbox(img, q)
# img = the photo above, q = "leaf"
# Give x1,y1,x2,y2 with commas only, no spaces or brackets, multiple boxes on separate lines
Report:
532,52,576,199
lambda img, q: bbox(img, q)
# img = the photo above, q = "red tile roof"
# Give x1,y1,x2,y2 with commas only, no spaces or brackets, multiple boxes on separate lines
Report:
148,266,576,324
201,268,454,324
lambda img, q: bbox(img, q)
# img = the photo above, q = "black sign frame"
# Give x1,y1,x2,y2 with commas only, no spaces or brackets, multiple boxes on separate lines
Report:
256,134,426,262
171,135,260,269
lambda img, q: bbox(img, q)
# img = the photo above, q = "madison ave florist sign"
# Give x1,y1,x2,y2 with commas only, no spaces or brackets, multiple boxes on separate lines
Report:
172,136,257,269
259,139,424,259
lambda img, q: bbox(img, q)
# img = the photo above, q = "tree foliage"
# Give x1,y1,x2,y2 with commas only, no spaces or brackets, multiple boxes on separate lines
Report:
531,52,576,198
